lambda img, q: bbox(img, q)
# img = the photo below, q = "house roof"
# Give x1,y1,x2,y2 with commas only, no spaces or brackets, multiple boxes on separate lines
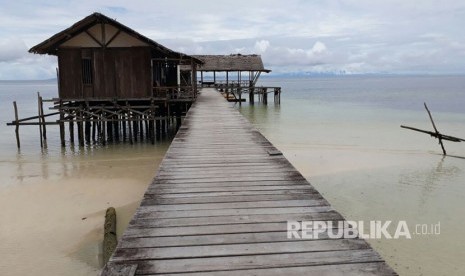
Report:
192,54,271,72
29,12,201,63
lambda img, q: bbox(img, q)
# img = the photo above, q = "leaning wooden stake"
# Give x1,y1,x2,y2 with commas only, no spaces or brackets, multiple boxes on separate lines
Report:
13,101,20,148
401,103,465,155
424,103,446,155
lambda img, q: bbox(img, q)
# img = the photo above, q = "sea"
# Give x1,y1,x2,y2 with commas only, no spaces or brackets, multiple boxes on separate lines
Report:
1,75,464,275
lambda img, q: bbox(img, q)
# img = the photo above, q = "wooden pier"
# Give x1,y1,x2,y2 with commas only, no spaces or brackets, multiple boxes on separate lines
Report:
102,88,396,275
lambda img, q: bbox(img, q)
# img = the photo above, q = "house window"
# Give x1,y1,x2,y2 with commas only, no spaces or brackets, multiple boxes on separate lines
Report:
81,58,92,85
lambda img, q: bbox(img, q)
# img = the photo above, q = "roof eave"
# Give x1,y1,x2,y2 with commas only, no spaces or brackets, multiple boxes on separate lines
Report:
28,12,201,62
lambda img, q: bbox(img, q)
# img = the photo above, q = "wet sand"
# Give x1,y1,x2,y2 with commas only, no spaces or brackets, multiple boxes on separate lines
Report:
0,143,169,275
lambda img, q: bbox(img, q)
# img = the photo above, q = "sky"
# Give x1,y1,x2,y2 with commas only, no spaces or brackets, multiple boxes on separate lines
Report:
1,0,465,79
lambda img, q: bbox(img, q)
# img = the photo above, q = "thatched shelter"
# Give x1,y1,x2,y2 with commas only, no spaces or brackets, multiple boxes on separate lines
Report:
182,54,271,87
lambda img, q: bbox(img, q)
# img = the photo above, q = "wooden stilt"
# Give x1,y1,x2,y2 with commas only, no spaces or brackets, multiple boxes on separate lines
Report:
92,119,96,143
37,93,43,148
128,114,133,144
38,93,47,140
77,120,84,147
156,115,161,141
145,116,149,140
69,119,75,144
139,117,144,141
59,100,65,147
97,120,102,142
85,120,91,144
122,116,127,141
126,103,133,144
106,116,113,142
133,115,138,142
114,119,119,142
102,117,106,145
150,118,155,145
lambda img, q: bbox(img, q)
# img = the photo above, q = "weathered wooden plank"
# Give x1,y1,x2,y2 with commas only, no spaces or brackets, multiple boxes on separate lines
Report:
151,175,307,184
127,211,343,228
141,193,321,205
156,168,299,175
154,171,303,181
145,189,315,198
112,239,370,261
151,180,311,188
146,190,316,199
137,199,327,211
123,222,293,238
150,185,314,194
154,262,397,276
135,206,333,219
131,249,384,274
118,230,342,248
157,164,290,171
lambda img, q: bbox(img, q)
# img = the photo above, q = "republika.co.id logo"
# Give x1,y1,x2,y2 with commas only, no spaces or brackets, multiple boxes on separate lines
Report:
287,220,441,239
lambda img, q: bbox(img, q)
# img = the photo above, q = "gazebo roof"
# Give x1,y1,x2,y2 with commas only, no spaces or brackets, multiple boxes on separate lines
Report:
192,54,271,72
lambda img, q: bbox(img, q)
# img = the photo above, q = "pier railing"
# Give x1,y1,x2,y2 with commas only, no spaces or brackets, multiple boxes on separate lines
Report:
152,86,197,101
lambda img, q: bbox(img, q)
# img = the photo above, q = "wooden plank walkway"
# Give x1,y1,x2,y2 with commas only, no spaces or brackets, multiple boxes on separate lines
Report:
102,88,396,275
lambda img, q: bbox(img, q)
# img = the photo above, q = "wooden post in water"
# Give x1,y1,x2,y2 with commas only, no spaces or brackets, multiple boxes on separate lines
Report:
69,118,75,144
103,207,117,265
85,120,91,144
150,101,155,144
126,104,133,144
133,114,138,142
37,93,43,148
155,110,161,141
106,116,113,143
249,88,254,105
13,101,20,148
77,107,84,147
59,100,65,147
92,119,96,143
161,105,167,138
139,117,144,141
101,112,106,146
114,119,119,142
38,92,47,141
424,103,446,155
175,105,182,131
122,114,127,141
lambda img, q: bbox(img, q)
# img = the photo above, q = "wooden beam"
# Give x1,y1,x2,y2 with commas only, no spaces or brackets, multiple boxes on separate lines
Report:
85,30,103,47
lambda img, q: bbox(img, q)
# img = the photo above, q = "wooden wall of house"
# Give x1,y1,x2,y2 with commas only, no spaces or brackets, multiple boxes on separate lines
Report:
58,49,82,99
58,47,151,99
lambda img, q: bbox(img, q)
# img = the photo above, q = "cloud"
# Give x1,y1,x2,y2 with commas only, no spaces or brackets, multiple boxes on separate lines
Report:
254,40,270,53
254,40,332,69
1,0,465,78
0,38,28,62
